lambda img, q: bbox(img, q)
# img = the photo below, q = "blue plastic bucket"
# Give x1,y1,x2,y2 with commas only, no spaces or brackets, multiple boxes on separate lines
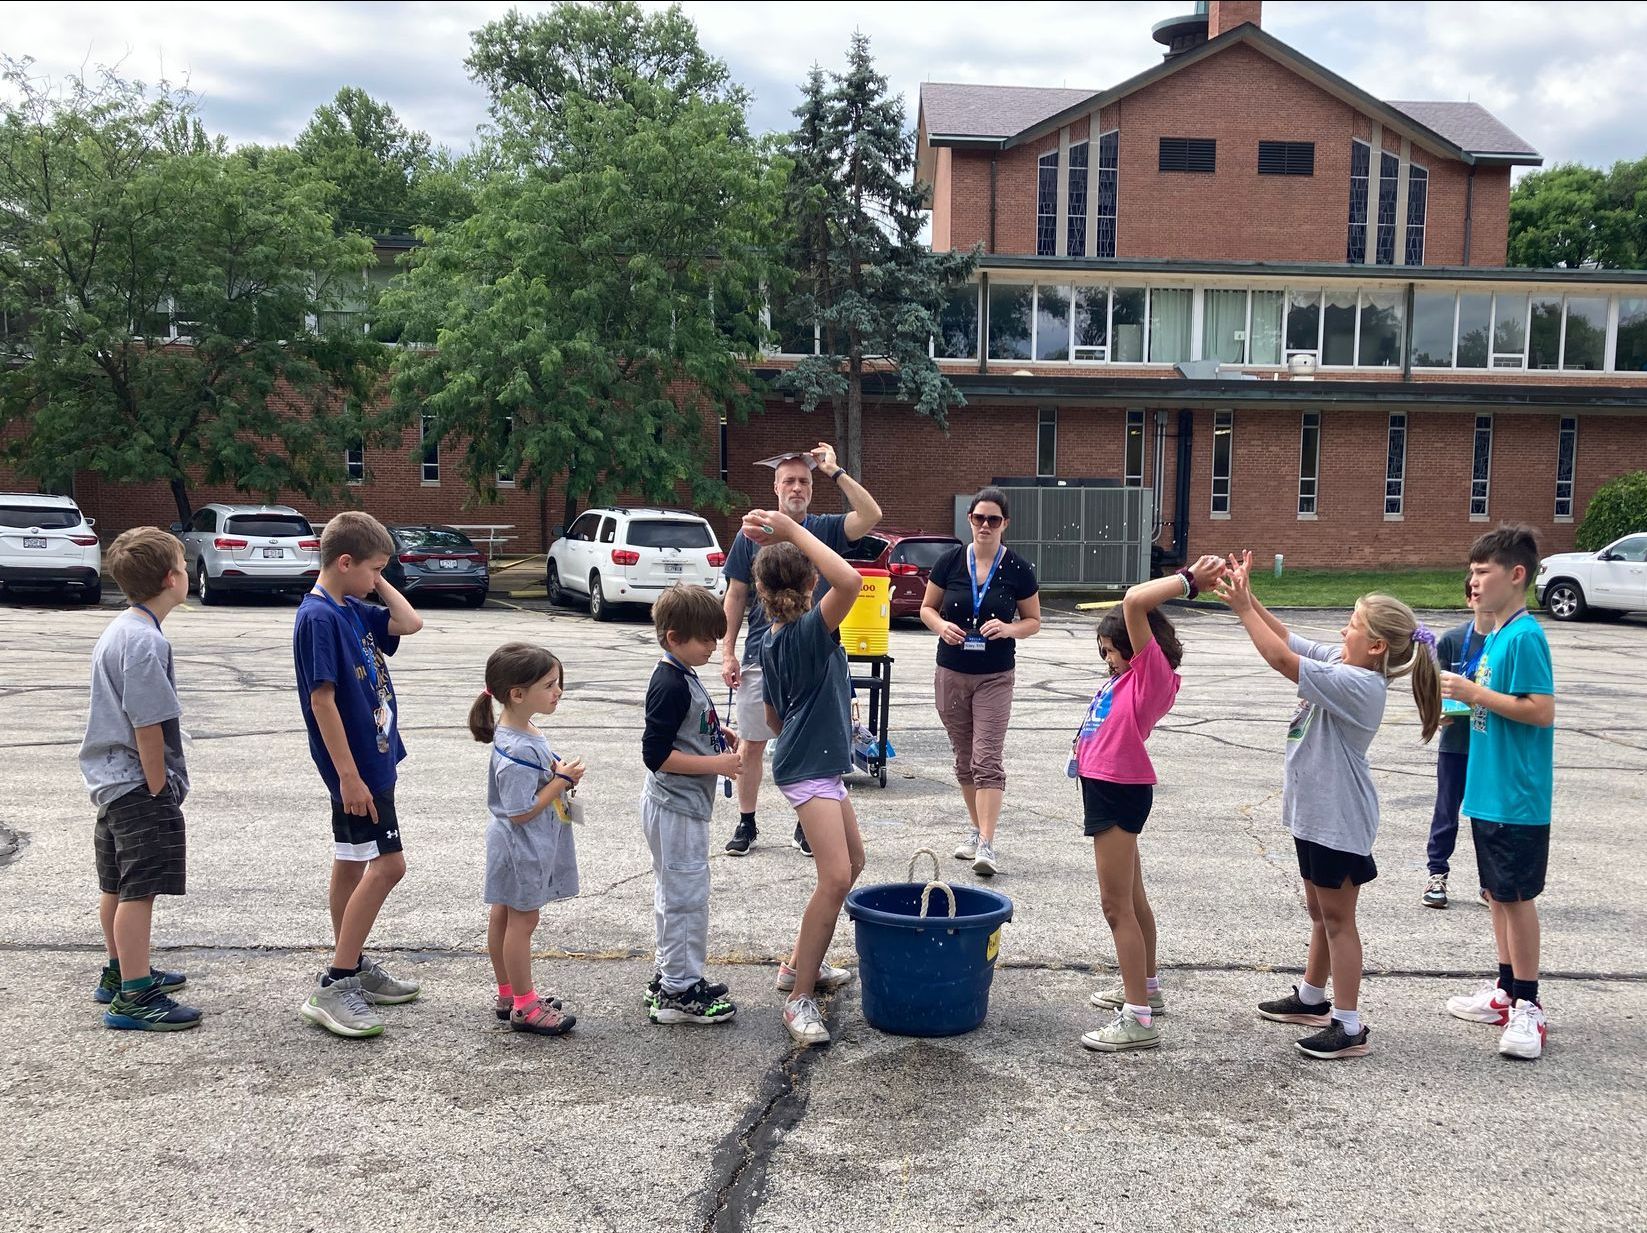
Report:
845,850,1014,1037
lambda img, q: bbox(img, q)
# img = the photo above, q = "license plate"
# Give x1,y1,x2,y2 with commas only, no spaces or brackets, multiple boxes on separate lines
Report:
663,562,683,574
23,537,47,549
262,547,283,558
439,559,461,570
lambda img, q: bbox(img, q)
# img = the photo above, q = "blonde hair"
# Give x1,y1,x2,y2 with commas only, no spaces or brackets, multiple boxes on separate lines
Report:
320,510,395,567
1357,593,1441,743
752,542,816,626
106,527,184,602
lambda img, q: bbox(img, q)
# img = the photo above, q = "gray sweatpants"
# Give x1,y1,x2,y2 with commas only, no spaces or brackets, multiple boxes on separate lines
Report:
641,796,711,995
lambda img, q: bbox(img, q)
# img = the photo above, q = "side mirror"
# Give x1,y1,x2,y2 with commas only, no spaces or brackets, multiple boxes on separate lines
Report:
84,517,96,528
1597,550,1615,562
169,522,185,535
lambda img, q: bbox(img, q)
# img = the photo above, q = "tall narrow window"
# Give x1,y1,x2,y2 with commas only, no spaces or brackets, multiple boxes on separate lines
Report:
1211,409,1233,517
1036,150,1058,257
1096,131,1119,259
1125,409,1145,485
1298,411,1321,516
497,414,516,485
1470,414,1493,517
1346,140,1370,264
1374,151,1399,265
719,414,729,483
1037,406,1058,477
1405,163,1428,265
1555,416,1577,519
345,444,365,484
1384,413,1407,516
421,413,439,483
1066,141,1088,258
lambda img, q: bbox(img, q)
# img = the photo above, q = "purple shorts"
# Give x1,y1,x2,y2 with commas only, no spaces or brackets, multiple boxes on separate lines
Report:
779,776,847,808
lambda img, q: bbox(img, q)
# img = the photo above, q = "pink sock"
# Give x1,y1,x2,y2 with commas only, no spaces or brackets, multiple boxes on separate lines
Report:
497,983,513,999
513,990,537,1011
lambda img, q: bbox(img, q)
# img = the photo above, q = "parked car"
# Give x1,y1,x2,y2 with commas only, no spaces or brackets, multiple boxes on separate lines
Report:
1536,532,1647,620
383,524,489,607
174,504,319,604
546,507,725,620
0,492,102,604
843,528,963,618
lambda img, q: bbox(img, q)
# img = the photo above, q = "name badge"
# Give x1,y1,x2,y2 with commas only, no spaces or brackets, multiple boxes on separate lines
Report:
962,633,988,652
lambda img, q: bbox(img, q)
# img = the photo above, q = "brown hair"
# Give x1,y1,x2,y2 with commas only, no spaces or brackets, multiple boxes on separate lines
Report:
968,487,1010,519
468,642,563,744
652,584,727,649
320,510,395,568
1097,607,1184,671
1357,593,1441,743
1468,523,1540,586
752,542,817,626
106,527,184,603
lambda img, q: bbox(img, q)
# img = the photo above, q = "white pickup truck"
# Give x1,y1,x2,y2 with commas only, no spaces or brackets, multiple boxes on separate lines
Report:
1536,533,1647,620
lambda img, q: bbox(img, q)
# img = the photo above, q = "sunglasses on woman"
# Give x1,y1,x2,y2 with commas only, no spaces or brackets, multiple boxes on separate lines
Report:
968,513,1004,528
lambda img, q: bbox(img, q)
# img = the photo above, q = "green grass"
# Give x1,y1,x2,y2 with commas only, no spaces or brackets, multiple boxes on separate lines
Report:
1247,568,1471,610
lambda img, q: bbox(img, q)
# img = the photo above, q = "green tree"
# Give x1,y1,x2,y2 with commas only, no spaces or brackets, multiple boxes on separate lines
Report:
778,33,979,478
0,61,387,524
1576,470,1647,552
1508,159,1647,269
384,3,785,542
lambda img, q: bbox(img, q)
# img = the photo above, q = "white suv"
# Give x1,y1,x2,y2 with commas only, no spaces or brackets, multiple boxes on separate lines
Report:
0,493,102,604
1537,533,1647,620
175,504,320,604
546,507,725,620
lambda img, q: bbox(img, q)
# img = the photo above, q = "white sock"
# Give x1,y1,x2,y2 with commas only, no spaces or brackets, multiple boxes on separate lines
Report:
1124,1001,1154,1027
1145,975,1161,996
1298,980,1328,1006
1332,1007,1362,1035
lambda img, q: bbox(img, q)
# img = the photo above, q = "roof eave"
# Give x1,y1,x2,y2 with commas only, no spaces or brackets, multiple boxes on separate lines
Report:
974,253,1647,284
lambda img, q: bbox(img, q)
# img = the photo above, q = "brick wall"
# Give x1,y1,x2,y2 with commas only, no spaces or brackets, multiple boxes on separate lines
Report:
1208,0,1264,38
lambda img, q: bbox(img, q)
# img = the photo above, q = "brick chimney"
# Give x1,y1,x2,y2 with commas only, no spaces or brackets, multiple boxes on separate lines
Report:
1208,1,1262,37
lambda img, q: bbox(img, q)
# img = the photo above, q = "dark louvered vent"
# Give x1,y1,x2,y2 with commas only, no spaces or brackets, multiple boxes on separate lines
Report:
1158,137,1216,173
1258,140,1316,176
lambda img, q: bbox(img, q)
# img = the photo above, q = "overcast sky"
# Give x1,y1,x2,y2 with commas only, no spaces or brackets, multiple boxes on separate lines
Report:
4,1,1645,174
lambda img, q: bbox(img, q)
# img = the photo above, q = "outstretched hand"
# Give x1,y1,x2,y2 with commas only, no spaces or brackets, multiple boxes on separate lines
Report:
741,509,795,547
1188,553,1225,593
1213,550,1255,610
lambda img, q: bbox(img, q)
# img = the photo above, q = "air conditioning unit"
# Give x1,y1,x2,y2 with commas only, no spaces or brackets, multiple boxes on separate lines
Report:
1072,345,1108,362
1287,352,1318,380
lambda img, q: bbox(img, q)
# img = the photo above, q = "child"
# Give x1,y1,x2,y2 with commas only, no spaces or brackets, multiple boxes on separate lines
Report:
79,528,200,1031
641,586,741,1025
1422,578,1493,909
744,507,865,1046
1078,556,1226,1053
1217,552,1440,1059
470,643,581,1036
293,511,424,1039
1441,525,1556,1061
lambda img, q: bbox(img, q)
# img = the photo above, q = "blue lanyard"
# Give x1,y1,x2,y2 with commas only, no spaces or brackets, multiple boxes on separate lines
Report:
132,604,161,631
493,742,554,775
1478,608,1528,674
1456,626,1487,676
968,546,1005,627
662,653,727,751
306,587,378,692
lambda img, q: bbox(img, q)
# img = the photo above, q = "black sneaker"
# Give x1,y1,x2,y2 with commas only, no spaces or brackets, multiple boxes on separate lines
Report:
1257,985,1333,1026
725,818,757,856
644,971,728,1007
104,982,203,1032
649,978,736,1025
94,965,186,1005
1296,1021,1371,1059
792,823,813,858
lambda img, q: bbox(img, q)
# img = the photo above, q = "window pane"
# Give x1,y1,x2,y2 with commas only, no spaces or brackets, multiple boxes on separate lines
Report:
1617,298,1647,372
1204,289,1247,364
1097,132,1119,260
627,520,713,549
1358,291,1403,368
1322,290,1357,365
1148,288,1191,363
771,284,815,355
1412,292,1454,367
1375,151,1399,264
1385,413,1407,515
1298,412,1320,515
1492,293,1527,357
1067,141,1088,258
1249,291,1283,364
1211,410,1233,515
1563,297,1608,370
1035,285,1072,361
1286,289,1320,353
225,514,314,537
937,286,978,359
1457,293,1492,368
1036,152,1058,257
1074,286,1108,354
988,284,1032,360
1346,141,1369,264
1125,409,1145,485
1529,299,1562,369
1112,287,1146,362
1037,407,1057,476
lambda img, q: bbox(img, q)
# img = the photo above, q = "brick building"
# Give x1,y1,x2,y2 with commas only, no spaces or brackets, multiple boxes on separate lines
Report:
16,0,1647,574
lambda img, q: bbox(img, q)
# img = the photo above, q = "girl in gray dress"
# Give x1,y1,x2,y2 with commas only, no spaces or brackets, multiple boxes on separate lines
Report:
469,643,584,1036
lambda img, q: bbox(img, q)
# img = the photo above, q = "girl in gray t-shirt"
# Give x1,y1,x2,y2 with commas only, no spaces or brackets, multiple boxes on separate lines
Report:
1217,553,1441,1060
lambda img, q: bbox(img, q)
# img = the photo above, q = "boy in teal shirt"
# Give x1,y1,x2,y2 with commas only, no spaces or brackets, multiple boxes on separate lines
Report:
1440,525,1555,1061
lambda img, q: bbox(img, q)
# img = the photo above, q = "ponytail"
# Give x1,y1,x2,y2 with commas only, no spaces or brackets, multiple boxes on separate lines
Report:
1357,593,1442,744
470,642,562,744
468,691,498,744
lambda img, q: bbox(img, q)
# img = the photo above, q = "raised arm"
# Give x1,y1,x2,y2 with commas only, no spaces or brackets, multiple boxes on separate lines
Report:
1215,556,1300,683
375,574,423,637
1121,555,1223,655
811,443,882,541
742,509,861,632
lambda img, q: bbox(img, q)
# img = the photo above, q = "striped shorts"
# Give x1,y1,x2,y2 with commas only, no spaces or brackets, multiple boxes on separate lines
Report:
95,784,187,900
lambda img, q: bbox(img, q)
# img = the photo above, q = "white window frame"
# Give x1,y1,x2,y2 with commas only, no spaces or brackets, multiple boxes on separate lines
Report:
1210,409,1233,519
1470,413,1493,519
1036,406,1058,477
1383,412,1406,519
421,413,439,485
497,414,516,487
1297,410,1321,519
345,443,365,486
1554,415,1577,521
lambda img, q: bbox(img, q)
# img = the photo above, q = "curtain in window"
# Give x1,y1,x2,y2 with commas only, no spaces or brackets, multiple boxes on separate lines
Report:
1148,289,1192,363
1204,289,1247,364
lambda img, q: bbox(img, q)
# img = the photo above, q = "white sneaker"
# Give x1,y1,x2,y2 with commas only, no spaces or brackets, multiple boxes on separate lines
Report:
783,996,830,1046
973,841,998,877
1446,982,1513,1026
953,829,980,861
1498,1000,1547,1060
774,960,855,992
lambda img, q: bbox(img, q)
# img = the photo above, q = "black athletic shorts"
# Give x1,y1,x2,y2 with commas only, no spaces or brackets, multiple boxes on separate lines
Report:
1294,836,1378,889
330,786,403,861
95,784,187,900
1472,818,1548,902
1080,777,1153,837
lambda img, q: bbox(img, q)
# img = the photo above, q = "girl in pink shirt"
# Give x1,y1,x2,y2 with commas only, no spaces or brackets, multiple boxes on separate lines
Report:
1077,555,1224,1054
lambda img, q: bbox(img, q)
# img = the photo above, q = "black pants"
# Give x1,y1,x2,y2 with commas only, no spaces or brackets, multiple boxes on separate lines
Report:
1426,750,1468,876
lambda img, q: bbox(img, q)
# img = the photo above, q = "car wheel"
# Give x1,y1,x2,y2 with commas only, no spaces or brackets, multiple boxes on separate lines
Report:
197,563,223,606
1543,580,1585,621
464,589,487,609
589,572,612,621
547,562,567,606
81,580,103,605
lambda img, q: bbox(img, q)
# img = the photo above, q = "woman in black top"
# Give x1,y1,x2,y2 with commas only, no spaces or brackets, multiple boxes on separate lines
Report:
919,487,1041,877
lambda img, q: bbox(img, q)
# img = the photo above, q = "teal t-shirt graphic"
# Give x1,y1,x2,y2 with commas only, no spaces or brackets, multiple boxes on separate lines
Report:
1462,612,1555,827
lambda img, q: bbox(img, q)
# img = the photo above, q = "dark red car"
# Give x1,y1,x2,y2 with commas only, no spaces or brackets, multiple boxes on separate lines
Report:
845,528,962,618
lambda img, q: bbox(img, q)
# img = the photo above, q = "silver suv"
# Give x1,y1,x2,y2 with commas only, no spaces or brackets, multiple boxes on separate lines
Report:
0,492,102,604
174,503,320,604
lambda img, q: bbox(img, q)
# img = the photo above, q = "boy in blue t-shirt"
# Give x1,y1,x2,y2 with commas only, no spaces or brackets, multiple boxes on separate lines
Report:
292,511,425,1039
1440,525,1555,1061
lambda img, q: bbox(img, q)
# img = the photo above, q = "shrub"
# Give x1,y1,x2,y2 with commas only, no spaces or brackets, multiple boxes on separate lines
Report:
1576,470,1647,551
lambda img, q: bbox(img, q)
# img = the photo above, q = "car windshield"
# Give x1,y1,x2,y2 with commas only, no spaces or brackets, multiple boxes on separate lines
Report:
626,519,712,549
0,504,80,529
224,514,313,537
843,536,889,563
894,539,959,570
396,527,473,550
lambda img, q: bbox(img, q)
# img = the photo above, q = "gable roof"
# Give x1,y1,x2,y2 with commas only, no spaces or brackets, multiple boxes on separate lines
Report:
920,83,1095,141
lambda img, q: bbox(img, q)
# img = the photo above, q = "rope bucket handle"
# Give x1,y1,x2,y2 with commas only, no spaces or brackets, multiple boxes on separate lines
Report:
919,880,957,919
908,848,942,885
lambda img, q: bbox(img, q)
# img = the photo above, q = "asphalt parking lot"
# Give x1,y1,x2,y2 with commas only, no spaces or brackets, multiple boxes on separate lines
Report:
1,591,1643,1233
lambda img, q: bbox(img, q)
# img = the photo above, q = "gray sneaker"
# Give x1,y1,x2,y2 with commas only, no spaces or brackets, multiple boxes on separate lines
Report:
953,829,980,861
356,957,421,1005
1081,1009,1161,1052
300,974,384,1039
1090,986,1167,1014
972,841,998,877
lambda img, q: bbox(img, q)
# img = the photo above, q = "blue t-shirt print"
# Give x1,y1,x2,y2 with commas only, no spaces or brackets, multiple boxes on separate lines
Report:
293,592,405,798
1078,680,1116,741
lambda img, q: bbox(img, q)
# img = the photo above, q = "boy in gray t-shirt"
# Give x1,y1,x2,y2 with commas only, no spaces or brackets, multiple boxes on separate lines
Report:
77,527,202,1032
